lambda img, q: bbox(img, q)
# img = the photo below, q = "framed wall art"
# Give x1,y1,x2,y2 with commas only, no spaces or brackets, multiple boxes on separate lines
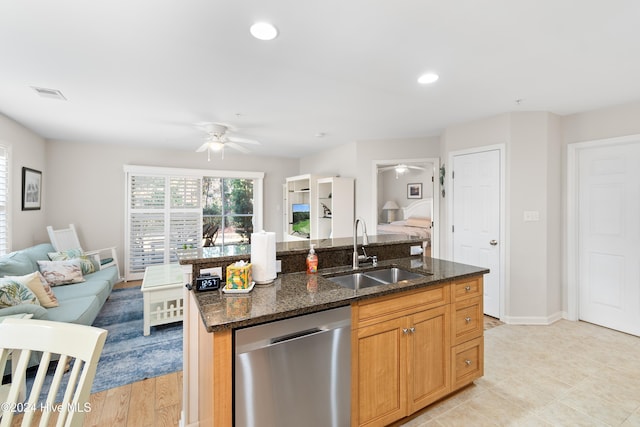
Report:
407,183,422,199
22,167,42,210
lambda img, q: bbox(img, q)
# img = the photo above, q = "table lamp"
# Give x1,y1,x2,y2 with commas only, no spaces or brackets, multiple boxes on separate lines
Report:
382,200,400,223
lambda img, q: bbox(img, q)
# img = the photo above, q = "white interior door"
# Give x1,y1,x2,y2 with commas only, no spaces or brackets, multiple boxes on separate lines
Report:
578,141,640,336
452,149,501,318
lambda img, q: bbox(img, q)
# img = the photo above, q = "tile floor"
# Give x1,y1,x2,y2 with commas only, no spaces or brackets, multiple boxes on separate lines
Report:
401,319,640,426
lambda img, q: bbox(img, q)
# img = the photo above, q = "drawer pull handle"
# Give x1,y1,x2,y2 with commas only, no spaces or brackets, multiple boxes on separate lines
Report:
464,286,472,292
465,316,472,323
465,359,472,366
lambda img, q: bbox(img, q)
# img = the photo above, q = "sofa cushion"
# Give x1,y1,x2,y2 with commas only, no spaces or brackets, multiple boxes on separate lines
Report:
37,259,85,286
52,278,112,307
0,278,39,308
48,249,96,275
0,304,48,320
44,295,102,325
5,272,59,308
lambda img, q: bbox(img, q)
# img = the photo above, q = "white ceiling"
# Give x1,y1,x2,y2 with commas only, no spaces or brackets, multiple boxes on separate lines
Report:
1,1,640,158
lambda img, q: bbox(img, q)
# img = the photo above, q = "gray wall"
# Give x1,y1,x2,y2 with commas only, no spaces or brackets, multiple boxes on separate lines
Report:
0,114,48,250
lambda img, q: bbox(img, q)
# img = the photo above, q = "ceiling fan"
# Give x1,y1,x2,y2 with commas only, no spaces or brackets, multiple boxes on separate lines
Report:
378,163,426,178
195,123,260,161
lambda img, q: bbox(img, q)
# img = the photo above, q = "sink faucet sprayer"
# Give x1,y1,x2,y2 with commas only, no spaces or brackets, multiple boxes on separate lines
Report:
353,217,376,269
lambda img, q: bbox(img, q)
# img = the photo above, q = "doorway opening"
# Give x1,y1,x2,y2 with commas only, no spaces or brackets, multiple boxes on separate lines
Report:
372,158,440,258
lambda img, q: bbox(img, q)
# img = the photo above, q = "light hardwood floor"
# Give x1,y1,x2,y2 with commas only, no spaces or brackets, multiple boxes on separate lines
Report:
83,280,182,427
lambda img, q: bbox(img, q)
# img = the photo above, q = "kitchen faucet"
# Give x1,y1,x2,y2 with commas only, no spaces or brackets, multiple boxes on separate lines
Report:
353,217,376,269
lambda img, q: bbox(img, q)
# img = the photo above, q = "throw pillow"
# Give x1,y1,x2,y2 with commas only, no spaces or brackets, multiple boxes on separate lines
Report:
48,248,96,275
6,271,59,308
0,278,40,308
37,259,85,286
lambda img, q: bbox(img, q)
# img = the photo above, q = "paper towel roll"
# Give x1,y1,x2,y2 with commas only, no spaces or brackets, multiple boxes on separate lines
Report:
251,231,276,284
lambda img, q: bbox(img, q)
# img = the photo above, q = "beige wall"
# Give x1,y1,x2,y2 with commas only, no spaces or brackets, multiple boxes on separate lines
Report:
45,140,299,268
0,114,48,250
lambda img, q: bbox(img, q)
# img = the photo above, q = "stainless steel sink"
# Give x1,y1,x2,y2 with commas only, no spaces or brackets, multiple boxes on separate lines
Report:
363,267,425,283
326,267,428,290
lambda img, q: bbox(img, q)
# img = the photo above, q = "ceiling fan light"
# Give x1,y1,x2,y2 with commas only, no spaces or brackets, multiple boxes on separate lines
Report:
209,141,225,152
395,164,408,174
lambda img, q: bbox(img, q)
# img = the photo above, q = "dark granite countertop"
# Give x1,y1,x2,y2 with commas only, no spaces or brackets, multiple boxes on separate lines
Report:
191,255,489,332
177,234,425,265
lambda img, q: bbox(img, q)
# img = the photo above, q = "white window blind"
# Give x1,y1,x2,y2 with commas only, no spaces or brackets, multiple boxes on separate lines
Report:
126,173,201,280
0,146,8,255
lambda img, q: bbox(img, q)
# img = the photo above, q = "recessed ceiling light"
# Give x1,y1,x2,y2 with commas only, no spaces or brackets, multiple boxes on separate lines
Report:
250,22,278,41
417,73,439,85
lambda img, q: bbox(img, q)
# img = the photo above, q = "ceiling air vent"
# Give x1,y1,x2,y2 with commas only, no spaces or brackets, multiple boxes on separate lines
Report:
31,86,67,100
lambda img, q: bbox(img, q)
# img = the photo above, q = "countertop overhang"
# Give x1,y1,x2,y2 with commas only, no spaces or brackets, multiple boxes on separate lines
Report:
190,256,489,332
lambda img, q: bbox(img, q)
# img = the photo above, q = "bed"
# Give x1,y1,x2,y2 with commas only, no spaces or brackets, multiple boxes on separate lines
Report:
377,199,432,243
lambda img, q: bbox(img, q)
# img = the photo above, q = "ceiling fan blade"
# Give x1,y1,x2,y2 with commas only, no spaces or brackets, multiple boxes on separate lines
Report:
227,135,260,145
226,142,251,154
196,142,209,152
407,165,426,170
378,165,396,172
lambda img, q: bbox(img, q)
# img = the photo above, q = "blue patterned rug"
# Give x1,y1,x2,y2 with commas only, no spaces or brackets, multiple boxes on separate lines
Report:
25,286,182,397
90,286,183,393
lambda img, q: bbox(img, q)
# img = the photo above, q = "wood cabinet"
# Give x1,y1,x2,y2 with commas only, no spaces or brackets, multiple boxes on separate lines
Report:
351,285,451,427
351,276,484,427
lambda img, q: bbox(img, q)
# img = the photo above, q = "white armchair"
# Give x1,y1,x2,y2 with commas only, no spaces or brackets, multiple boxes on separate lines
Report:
46,224,121,280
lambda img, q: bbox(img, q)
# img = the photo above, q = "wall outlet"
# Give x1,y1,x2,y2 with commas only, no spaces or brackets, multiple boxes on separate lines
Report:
276,260,282,273
200,267,222,277
410,245,424,255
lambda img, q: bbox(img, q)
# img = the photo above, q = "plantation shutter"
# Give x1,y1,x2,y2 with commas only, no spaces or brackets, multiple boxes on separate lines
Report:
126,172,202,280
0,146,8,255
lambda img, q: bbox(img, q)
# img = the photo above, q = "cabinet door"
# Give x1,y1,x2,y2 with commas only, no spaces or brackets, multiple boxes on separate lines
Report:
353,317,407,427
407,305,451,413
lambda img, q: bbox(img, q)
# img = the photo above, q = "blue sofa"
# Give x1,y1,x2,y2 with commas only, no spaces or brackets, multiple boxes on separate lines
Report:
0,243,120,325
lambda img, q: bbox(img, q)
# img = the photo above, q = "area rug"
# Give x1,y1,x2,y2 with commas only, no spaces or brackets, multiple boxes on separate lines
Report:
90,286,183,393
26,286,183,397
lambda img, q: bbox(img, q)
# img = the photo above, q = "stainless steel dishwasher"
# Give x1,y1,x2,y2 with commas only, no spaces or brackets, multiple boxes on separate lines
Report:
235,306,351,427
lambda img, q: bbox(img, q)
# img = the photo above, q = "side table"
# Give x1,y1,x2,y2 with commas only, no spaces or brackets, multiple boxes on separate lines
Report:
141,264,185,336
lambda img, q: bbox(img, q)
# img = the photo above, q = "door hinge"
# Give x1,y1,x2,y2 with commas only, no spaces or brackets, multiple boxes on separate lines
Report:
431,176,434,182
452,171,455,179
452,225,455,233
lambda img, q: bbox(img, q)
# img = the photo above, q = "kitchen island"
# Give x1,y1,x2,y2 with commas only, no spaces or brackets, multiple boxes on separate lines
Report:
178,236,488,427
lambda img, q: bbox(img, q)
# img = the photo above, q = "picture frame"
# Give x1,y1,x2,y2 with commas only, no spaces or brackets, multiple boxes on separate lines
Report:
22,167,42,210
407,183,422,199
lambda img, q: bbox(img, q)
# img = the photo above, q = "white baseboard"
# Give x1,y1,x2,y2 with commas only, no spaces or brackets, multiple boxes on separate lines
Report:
502,311,564,325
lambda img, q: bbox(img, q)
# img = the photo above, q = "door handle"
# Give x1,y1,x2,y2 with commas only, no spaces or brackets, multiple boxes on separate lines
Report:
489,240,498,246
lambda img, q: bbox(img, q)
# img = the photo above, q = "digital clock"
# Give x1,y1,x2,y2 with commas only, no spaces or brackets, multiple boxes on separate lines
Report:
195,274,221,291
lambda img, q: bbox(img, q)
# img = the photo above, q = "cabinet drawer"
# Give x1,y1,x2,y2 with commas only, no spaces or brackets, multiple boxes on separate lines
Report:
451,296,483,346
354,284,449,328
451,337,484,390
451,276,483,302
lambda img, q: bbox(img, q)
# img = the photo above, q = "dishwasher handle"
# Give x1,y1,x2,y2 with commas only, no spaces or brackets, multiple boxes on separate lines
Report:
271,327,323,345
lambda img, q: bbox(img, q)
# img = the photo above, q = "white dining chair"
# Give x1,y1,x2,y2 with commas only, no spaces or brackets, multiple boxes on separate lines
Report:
0,318,107,427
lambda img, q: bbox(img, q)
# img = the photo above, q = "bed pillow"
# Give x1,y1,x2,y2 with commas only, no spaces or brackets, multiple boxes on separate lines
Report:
0,278,40,308
48,248,96,275
6,271,59,308
37,259,85,286
405,216,431,228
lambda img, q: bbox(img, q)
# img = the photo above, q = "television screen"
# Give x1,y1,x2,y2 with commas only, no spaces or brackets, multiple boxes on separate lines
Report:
291,203,310,238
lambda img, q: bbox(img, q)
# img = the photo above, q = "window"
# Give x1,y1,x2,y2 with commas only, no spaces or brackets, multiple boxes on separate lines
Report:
124,165,263,281
202,177,255,247
0,146,8,255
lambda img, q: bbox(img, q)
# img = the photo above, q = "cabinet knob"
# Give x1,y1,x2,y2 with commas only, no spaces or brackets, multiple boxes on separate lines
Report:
465,316,472,323
465,359,472,366
409,327,415,334
402,328,409,334
464,285,472,292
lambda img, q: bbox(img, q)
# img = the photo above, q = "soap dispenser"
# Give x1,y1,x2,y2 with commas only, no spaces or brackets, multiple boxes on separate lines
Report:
306,244,318,274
